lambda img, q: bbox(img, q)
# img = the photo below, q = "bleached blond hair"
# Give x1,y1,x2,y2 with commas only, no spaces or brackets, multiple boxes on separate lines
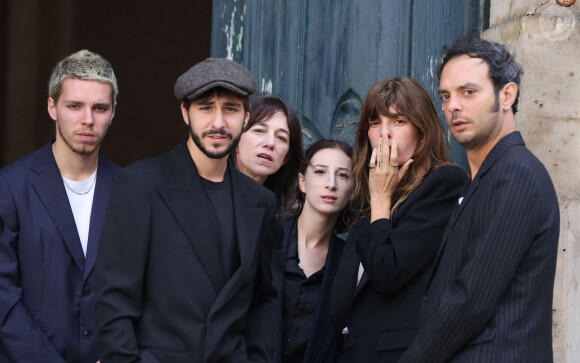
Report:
48,49,118,104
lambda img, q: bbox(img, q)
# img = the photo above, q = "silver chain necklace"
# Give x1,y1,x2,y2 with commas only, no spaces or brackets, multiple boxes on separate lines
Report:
63,168,98,195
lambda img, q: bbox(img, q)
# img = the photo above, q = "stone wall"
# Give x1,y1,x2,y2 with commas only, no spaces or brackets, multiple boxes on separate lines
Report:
485,1,580,361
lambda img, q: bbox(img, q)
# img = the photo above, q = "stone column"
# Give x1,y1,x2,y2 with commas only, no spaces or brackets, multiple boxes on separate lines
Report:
485,1,580,361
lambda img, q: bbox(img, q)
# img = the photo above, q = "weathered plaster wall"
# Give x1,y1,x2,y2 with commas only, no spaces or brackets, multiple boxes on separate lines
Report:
486,1,579,361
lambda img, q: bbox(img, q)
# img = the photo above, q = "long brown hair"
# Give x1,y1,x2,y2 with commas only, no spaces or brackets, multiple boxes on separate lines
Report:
352,77,452,215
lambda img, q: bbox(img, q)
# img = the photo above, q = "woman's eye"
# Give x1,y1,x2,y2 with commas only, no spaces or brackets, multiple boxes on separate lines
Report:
277,135,288,143
313,169,325,175
369,120,380,127
338,172,350,179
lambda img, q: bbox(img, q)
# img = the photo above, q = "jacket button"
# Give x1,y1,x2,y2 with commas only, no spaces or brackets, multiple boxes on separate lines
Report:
83,288,93,296
422,295,429,302
82,330,92,339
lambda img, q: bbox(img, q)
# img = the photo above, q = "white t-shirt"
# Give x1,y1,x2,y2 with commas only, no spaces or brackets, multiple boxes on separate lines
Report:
62,169,97,256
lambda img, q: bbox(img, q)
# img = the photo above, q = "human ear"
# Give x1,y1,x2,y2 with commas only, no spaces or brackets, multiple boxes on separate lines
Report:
298,173,306,194
180,102,190,125
47,97,57,121
500,82,518,112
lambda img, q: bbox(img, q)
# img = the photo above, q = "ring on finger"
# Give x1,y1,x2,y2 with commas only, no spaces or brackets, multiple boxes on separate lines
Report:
389,162,399,167
368,164,376,169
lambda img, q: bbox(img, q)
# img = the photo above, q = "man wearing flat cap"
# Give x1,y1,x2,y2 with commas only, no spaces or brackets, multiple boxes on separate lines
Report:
95,58,282,363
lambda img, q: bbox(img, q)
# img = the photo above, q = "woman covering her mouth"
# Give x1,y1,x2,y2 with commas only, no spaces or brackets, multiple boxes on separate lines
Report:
232,95,304,219
330,77,469,362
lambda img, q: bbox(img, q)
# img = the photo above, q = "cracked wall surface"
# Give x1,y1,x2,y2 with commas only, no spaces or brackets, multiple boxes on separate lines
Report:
486,1,579,362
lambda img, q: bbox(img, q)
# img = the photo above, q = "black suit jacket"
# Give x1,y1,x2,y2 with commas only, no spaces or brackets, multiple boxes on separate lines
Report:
95,141,282,363
0,141,119,363
400,132,560,362
273,217,345,363
331,165,467,362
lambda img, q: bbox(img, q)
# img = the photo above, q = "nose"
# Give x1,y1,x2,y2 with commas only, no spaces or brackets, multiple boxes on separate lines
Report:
380,122,391,139
262,132,275,150
211,109,226,129
83,109,95,126
446,95,461,114
325,173,338,191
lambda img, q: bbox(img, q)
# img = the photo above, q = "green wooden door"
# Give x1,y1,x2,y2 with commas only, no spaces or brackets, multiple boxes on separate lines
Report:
210,0,488,168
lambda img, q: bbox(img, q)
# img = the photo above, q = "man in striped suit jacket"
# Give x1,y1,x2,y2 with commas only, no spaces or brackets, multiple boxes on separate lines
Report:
399,37,560,362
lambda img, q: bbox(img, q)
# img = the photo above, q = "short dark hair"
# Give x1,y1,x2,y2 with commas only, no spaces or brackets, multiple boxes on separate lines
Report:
437,37,523,114
294,139,354,233
182,86,250,113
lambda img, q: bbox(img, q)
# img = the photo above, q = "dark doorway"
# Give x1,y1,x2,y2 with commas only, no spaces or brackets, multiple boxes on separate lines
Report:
1,0,213,167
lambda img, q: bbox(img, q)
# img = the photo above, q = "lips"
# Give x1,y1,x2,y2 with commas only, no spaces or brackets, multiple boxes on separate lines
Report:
451,120,468,132
257,153,273,162
77,132,96,141
321,195,337,202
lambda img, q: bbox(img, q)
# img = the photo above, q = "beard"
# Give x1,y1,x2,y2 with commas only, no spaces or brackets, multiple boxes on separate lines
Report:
57,121,103,156
188,118,242,159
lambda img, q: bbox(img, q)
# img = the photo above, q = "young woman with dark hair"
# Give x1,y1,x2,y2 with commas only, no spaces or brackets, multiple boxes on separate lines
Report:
275,139,354,363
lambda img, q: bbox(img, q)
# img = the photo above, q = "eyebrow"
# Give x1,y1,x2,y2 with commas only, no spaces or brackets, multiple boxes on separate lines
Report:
312,164,352,171
257,121,290,135
439,82,481,94
62,100,111,107
224,101,242,108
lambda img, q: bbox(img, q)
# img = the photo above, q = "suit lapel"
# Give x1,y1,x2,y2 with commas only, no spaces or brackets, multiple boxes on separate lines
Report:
211,165,264,310
31,143,85,272
83,155,117,281
427,132,525,286
158,142,225,294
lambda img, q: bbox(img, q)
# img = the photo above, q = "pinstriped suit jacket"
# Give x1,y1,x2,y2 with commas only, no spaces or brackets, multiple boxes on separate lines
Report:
400,132,560,362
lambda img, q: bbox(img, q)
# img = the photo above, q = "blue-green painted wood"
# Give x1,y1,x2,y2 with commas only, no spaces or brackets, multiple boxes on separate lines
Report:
211,0,486,169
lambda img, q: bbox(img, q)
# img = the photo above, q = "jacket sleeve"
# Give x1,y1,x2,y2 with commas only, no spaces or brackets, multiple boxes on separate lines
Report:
0,174,67,362
95,168,152,362
242,193,283,362
399,161,550,362
356,165,468,295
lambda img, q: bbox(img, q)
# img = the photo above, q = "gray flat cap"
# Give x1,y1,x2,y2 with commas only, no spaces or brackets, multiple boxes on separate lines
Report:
174,57,257,101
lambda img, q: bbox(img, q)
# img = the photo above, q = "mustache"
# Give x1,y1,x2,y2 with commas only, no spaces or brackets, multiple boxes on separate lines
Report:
202,129,232,138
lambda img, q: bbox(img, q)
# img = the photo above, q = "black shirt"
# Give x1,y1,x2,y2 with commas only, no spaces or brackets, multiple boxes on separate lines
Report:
281,221,325,363
200,167,240,287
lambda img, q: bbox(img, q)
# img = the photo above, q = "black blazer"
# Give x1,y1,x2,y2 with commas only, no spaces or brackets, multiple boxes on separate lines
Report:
95,141,282,363
0,141,119,363
331,165,468,362
400,132,560,362
273,217,345,363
